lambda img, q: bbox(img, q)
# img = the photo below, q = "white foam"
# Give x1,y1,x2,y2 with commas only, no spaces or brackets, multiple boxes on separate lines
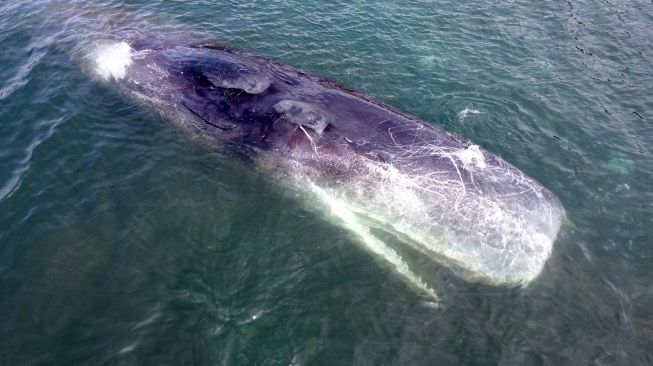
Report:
118,343,138,354
455,145,487,169
458,108,480,120
93,41,133,80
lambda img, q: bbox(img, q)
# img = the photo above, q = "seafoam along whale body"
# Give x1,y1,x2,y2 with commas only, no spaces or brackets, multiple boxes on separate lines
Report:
88,34,564,295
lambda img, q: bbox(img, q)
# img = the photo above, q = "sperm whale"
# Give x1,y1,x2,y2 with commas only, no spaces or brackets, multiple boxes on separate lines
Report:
87,33,564,297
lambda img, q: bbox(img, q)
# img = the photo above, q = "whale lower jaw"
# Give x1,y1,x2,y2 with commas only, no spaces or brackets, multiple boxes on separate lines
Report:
307,181,440,300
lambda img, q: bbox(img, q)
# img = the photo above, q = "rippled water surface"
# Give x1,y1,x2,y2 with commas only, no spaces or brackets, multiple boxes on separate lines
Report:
1,1,652,364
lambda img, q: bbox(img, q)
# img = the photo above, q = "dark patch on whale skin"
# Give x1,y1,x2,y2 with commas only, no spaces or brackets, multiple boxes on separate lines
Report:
137,44,329,155
164,44,462,179
123,39,559,206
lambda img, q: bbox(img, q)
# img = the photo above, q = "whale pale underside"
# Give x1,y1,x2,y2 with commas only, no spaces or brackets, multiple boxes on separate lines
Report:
89,37,565,290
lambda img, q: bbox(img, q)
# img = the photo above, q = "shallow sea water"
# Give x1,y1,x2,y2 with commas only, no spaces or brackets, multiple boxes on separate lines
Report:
1,1,652,365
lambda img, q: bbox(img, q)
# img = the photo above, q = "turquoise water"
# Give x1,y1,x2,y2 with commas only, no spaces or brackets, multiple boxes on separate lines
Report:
1,0,652,364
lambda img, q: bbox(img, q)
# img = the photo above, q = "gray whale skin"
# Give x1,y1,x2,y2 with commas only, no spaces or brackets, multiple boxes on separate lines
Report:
93,37,565,288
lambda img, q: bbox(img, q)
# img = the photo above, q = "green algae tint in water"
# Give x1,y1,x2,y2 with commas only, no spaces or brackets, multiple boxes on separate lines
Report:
1,1,653,365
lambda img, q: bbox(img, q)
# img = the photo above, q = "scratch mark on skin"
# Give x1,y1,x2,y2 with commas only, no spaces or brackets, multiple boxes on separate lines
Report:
299,124,318,154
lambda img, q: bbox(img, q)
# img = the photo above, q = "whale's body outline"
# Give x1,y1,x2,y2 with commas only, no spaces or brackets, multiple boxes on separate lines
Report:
89,35,565,295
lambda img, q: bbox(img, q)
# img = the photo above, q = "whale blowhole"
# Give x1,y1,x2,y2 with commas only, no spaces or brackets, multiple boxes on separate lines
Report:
92,41,133,80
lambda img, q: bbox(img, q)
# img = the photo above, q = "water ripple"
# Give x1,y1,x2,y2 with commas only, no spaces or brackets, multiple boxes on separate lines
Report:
0,116,64,202
0,0,652,364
